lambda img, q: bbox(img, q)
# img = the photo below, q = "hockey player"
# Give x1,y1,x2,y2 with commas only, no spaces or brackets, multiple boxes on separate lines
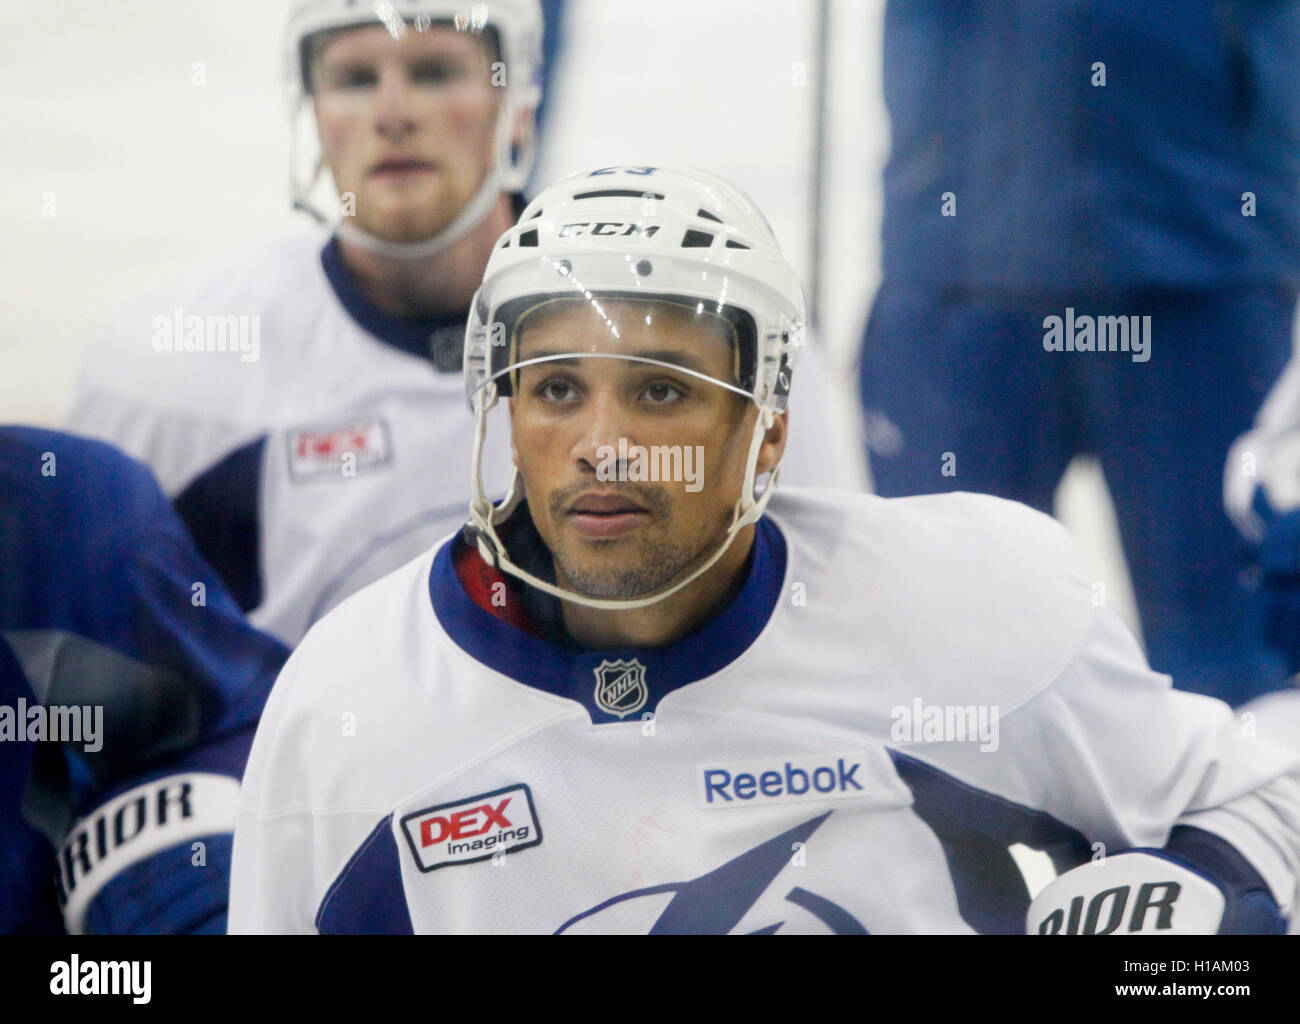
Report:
1,428,288,933
65,1,542,645
231,167,1300,934
67,0,850,648
858,0,1300,707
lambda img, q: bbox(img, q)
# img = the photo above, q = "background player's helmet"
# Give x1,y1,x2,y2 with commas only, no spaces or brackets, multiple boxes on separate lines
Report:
285,0,544,258
463,165,807,610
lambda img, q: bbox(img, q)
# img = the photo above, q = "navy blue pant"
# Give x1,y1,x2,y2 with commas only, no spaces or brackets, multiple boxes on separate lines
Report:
858,283,1295,705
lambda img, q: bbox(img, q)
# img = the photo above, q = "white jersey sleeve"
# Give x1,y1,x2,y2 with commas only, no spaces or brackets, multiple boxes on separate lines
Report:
907,586,1300,907
65,234,331,494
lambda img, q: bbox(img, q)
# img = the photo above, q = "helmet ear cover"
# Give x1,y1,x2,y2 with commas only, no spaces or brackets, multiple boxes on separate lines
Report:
485,293,759,400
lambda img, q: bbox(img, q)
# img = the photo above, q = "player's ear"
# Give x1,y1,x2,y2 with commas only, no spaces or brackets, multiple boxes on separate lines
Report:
755,410,788,478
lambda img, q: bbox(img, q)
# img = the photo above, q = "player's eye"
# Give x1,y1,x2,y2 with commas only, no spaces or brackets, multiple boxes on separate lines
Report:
640,380,687,405
325,63,378,90
535,376,582,405
409,59,462,85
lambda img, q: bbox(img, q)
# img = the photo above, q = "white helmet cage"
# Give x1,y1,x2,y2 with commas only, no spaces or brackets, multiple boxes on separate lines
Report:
463,165,807,612
285,0,544,256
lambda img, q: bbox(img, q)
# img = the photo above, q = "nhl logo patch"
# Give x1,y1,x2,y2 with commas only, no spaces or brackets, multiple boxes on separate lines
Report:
593,658,648,719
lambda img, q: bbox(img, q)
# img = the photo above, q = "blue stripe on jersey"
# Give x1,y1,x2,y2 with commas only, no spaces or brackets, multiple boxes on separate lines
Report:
172,435,267,614
316,816,414,935
888,750,1091,934
784,886,869,936
428,516,788,723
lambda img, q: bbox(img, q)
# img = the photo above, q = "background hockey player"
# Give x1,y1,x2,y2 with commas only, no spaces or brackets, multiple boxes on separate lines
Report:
1,428,287,934
231,167,1300,934
857,0,1300,706
66,0,546,645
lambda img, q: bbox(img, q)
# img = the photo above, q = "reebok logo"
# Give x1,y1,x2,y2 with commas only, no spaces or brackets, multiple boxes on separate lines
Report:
399,784,542,871
699,755,876,808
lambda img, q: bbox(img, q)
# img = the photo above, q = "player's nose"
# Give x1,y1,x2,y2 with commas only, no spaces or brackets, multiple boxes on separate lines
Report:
374,66,418,141
573,386,634,475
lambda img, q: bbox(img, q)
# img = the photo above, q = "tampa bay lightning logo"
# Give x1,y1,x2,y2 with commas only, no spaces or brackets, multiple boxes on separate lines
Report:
554,812,868,934
592,658,648,719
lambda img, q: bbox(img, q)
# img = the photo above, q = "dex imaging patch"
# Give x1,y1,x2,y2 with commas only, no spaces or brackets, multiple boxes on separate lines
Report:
399,784,542,872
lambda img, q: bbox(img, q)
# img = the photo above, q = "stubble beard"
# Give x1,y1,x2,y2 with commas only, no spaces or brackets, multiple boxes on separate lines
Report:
355,186,453,243
546,484,721,600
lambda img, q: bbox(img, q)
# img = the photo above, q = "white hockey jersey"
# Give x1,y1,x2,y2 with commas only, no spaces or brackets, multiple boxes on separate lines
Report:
229,488,1300,934
67,230,856,646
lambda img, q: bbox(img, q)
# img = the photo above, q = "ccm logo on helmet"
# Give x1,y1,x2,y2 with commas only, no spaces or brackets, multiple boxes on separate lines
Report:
399,784,542,872
558,222,661,238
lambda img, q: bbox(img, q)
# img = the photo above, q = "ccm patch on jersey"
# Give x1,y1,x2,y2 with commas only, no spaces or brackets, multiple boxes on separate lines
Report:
287,417,392,480
399,784,542,872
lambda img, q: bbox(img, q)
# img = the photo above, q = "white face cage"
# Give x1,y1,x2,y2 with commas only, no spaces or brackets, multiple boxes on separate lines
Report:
461,166,807,612
285,0,543,258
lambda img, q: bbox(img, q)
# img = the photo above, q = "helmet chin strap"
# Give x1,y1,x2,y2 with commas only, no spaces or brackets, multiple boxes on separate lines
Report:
466,385,781,612
334,168,503,260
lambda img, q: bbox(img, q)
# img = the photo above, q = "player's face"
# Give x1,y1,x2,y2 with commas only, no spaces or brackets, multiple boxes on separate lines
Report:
509,300,784,601
311,23,500,244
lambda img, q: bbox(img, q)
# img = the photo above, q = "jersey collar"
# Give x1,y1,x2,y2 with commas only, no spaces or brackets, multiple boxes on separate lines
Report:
428,516,788,724
319,194,528,367
319,237,468,366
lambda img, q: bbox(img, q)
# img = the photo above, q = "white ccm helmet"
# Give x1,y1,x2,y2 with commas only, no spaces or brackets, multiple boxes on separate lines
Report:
285,0,544,258
464,165,807,611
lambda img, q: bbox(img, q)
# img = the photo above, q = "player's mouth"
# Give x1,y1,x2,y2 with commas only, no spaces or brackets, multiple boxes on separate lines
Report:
565,492,651,539
369,157,438,179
